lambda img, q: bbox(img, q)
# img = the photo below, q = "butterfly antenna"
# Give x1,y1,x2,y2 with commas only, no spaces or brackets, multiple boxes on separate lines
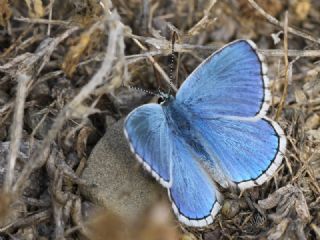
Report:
128,85,161,97
168,31,177,95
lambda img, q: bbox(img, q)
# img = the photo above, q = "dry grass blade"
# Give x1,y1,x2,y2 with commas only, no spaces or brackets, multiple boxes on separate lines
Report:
24,0,45,18
131,38,178,92
13,17,70,26
275,11,289,120
260,49,320,57
4,74,30,192
187,0,217,37
47,0,55,36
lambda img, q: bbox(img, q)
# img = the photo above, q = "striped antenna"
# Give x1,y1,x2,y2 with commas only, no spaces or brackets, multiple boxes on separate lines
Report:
128,85,161,97
168,31,178,94
169,36,175,86
125,31,180,97
169,30,181,94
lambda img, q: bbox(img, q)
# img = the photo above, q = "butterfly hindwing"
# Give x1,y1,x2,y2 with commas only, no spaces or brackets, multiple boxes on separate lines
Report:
190,115,286,190
177,40,270,119
124,103,172,187
168,132,221,227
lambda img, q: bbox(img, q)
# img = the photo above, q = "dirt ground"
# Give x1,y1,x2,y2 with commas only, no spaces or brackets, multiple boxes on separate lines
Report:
0,0,319,239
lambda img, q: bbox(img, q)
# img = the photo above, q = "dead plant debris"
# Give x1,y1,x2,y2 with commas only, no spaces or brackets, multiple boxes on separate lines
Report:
0,0,319,239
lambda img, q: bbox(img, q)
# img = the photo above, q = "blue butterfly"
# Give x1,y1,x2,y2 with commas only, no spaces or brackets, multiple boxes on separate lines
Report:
123,40,286,227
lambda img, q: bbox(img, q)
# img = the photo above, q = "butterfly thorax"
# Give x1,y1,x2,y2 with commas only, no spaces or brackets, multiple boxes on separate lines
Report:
162,99,206,156
162,98,232,188
162,99,191,134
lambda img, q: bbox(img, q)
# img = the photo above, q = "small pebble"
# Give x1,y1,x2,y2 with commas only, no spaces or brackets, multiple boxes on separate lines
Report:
221,199,240,219
305,113,320,130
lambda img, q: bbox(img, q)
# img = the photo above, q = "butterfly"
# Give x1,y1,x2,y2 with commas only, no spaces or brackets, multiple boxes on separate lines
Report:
123,40,286,227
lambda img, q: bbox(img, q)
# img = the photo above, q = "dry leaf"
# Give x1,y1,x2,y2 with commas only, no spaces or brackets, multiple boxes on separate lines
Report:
294,88,307,104
0,192,12,226
267,218,290,240
71,0,104,26
309,153,320,179
305,114,320,130
221,199,240,219
306,129,320,141
0,0,12,27
259,185,311,239
259,184,311,223
76,126,96,158
62,34,91,77
294,0,311,20
24,0,45,18
62,22,102,77
70,104,100,119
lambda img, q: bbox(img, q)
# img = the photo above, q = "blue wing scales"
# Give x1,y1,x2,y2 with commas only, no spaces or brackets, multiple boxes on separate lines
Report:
191,116,286,190
124,104,222,227
124,39,287,227
168,134,221,227
175,39,286,189
176,40,270,119
124,104,172,187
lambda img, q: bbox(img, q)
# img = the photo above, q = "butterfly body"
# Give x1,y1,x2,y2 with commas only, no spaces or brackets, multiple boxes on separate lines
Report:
163,97,232,188
124,40,286,227
163,98,196,140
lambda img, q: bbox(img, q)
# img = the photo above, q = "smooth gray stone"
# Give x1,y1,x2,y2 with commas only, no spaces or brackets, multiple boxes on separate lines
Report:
81,118,166,222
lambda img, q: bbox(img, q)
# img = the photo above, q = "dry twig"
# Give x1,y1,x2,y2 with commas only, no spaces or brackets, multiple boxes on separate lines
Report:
248,0,320,44
13,12,123,195
276,11,289,120
4,74,30,191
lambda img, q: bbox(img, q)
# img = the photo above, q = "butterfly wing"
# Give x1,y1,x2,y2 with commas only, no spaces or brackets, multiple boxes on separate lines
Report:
169,134,221,227
191,116,286,190
176,40,269,119
124,103,221,227
124,103,172,187
175,39,286,189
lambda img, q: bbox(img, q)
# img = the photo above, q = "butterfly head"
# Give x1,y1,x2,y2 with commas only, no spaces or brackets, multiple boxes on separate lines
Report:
158,91,174,106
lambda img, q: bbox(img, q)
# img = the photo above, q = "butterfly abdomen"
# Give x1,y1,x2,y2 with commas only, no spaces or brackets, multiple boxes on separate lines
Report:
163,100,211,159
163,100,194,136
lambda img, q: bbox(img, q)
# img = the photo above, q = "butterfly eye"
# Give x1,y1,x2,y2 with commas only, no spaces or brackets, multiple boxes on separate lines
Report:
157,96,165,104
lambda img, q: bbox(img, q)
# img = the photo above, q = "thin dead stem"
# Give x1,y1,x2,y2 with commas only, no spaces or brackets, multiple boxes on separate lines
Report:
14,17,70,26
128,34,320,58
276,11,289,120
248,0,320,44
187,0,217,36
47,0,55,36
13,12,123,195
132,37,178,92
4,74,30,192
